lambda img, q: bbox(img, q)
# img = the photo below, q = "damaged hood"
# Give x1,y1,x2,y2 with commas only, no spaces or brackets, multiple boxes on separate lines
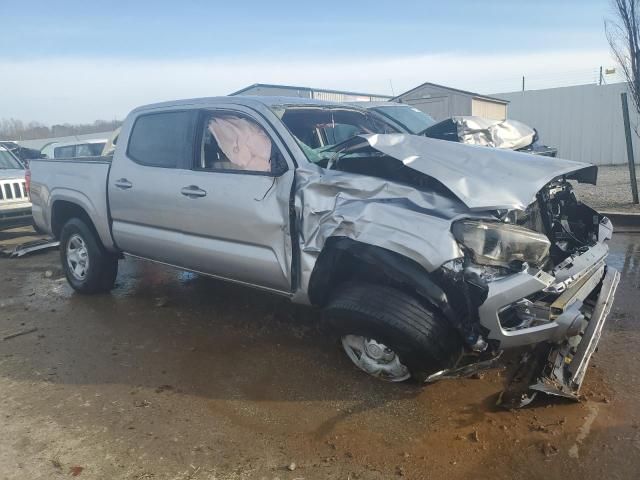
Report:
361,134,597,211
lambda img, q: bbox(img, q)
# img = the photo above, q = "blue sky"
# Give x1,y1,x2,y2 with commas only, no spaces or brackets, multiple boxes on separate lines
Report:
0,0,618,123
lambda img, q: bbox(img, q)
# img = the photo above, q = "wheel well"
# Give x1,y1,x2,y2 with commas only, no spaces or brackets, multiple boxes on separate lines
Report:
308,238,456,321
51,201,96,240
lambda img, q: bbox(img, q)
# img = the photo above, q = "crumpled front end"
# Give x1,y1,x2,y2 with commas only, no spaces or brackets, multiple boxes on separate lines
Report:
292,164,469,304
457,183,620,405
294,133,618,403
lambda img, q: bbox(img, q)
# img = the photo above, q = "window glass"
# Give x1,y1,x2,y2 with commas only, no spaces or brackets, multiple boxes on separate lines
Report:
373,105,436,134
54,145,76,158
87,142,106,156
128,111,194,168
199,113,276,173
278,106,398,163
0,148,23,169
75,144,93,157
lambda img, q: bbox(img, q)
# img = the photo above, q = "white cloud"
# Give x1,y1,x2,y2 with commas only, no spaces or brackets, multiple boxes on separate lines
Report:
0,49,615,124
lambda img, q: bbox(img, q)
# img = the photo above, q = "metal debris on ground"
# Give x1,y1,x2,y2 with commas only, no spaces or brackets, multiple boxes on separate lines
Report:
0,239,60,258
3,327,38,341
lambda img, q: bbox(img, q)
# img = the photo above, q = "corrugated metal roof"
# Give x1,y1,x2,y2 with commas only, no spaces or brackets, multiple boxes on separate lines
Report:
394,81,509,104
230,83,392,100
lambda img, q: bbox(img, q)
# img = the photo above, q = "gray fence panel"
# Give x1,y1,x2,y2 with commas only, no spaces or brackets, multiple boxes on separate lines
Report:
495,83,639,165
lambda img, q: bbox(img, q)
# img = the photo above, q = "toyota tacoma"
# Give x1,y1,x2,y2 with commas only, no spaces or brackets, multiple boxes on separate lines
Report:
29,97,619,405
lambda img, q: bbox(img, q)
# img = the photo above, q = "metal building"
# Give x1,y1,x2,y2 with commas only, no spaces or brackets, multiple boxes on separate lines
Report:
495,82,637,166
230,83,392,102
393,82,509,121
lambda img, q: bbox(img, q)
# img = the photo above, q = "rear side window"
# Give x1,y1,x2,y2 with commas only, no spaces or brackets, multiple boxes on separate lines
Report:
54,145,76,158
127,111,195,168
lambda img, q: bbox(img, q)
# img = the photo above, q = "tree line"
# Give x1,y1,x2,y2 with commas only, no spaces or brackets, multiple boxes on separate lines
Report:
0,118,122,141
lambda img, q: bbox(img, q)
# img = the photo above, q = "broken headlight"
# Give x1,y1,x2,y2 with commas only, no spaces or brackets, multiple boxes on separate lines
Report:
452,219,550,267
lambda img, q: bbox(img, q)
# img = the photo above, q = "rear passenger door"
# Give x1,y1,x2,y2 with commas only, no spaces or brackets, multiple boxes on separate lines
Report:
174,107,295,292
108,109,198,266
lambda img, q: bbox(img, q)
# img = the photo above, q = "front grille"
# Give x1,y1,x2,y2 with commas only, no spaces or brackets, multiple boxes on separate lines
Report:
0,180,27,203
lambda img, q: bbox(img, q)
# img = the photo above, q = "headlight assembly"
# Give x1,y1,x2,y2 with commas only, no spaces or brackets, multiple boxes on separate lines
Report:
452,219,550,267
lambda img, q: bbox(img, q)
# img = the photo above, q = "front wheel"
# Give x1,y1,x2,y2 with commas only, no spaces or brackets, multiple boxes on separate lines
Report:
60,218,118,294
324,283,463,383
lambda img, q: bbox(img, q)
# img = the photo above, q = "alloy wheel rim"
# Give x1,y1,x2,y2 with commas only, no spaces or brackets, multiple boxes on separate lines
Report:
66,233,90,281
341,335,410,382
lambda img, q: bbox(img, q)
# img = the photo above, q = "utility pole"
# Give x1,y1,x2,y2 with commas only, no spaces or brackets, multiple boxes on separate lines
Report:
522,76,525,92
599,66,603,85
621,92,640,204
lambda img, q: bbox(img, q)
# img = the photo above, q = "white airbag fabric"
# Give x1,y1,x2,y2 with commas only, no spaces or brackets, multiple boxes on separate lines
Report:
208,116,271,172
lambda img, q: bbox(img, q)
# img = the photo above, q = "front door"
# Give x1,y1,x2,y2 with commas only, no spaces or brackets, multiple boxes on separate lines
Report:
174,107,295,292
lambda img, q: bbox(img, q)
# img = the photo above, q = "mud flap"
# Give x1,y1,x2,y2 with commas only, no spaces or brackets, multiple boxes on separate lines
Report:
499,267,620,408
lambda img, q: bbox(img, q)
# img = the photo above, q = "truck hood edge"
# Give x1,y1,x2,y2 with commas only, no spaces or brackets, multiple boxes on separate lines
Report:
362,134,597,211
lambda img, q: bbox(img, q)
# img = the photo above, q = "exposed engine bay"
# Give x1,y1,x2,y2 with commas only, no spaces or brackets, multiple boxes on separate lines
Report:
512,180,603,266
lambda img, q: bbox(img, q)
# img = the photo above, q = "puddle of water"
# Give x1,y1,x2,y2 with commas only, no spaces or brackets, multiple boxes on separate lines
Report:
606,233,640,331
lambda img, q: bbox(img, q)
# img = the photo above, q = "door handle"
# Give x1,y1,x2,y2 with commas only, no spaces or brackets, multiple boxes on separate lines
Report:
180,185,207,198
114,178,133,190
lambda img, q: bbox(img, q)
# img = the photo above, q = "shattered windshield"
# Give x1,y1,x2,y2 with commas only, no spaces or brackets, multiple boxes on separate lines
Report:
277,106,398,163
372,105,436,134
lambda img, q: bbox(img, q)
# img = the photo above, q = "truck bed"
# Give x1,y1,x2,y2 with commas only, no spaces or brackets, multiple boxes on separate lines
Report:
29,156,116,250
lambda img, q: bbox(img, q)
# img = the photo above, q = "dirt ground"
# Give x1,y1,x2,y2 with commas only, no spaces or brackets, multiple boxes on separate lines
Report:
1,227,639,480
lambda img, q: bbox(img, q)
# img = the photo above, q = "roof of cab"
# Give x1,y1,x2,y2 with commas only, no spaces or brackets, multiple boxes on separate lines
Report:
131,95,369,115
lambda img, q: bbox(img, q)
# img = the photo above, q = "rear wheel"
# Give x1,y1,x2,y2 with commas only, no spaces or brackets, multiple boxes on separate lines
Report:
60,218,118,294
324,283,463,382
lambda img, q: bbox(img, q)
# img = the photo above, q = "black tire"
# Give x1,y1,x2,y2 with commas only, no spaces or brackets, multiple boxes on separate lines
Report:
60,218,118,294
324,282,463,382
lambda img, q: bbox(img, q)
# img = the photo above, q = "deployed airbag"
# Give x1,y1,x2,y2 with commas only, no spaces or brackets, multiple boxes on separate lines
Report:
208,116,271,172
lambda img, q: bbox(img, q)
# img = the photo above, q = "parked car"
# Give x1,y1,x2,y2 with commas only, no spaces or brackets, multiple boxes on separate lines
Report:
0,141,44,166
30,96,618,405
353,101,438,134
41,138,108,159
355,102,558,157
0,145,32,230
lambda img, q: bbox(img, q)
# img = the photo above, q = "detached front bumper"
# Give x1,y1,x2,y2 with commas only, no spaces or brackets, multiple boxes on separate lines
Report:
531,266,619,398
476,237,620,404
499,266,619,406
478,242,612,349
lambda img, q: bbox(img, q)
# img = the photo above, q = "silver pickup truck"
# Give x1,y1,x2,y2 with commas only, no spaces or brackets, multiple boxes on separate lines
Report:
30,96,619,405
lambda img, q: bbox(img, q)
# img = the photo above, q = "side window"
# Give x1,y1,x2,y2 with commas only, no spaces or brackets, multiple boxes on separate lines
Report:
54,145,76,158
198,112,283,174
75,144,93,157
127,111,195,168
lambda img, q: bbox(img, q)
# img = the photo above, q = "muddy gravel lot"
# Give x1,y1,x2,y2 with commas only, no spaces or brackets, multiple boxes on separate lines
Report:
573,165,640,213
1,227,639,480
